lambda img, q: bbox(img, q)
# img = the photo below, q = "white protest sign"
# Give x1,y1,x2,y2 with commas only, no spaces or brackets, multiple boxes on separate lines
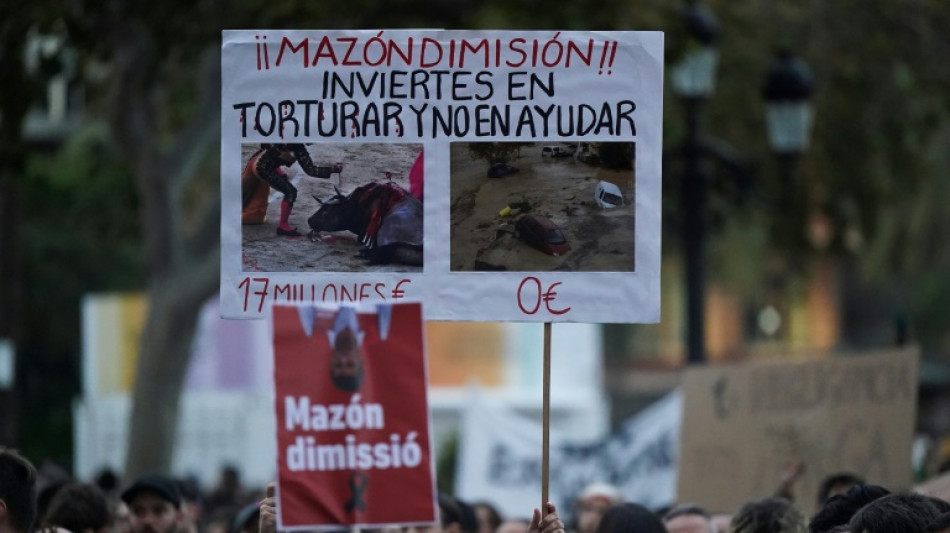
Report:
455,390,680,518
221,30,663,323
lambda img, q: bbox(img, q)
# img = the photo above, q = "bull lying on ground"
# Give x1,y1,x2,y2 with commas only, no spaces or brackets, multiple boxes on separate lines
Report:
308,182,423,266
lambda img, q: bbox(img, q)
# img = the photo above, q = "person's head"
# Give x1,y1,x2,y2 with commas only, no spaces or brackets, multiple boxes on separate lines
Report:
218,466,240,492
848,493,950,533
121,475,183,533
575,483,624,533
328,307,365,392
808,484,890,533
663,504,716,533
93,469,121,498
596,503,666,533
0,448,38,533
44,482,111,533
730,497,805,533
472,502,502,533
815,473,864,510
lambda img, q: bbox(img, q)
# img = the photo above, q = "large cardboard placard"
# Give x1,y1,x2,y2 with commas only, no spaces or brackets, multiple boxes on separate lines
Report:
272,302,436,530
677,348,919,513
221,30,664,323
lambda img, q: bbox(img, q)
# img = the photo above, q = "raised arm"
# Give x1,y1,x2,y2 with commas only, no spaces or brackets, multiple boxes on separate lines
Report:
289,144,324,178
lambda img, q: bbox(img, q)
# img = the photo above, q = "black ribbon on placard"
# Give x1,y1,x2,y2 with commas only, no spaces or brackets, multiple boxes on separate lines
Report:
345,471,368,512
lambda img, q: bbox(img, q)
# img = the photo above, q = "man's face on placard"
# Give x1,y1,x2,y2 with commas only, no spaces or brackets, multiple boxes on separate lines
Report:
330,328,364,391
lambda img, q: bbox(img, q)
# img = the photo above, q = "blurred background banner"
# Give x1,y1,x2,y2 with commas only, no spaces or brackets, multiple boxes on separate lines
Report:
678,347,919,512
455,388,680,518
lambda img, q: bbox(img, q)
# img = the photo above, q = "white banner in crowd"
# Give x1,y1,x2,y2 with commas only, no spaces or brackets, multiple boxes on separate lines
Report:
455,390,681,519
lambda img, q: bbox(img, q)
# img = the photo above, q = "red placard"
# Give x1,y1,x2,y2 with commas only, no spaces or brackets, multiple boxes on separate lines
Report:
273,302,436,530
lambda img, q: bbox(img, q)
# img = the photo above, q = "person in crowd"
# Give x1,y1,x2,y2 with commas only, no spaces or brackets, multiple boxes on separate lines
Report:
455,497,480,533
36,480,69,528
808,483,890,533
241,143,327,237
205,466,248,521
121,475,183,533
472,502,502,533
43,482,111,533
847,493,950,533
175,478,202,533
594,503,666,533
0,448,38,533
711,514,732,533
662,504,716,533
814,473,865,512
730,497,805,533
93,469,122,501
573,483,624,533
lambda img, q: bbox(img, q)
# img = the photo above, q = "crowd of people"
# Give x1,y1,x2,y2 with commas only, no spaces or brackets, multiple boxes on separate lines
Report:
4,447,950,533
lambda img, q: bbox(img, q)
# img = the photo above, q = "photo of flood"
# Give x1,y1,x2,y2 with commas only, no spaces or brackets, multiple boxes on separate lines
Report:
450,141,636,272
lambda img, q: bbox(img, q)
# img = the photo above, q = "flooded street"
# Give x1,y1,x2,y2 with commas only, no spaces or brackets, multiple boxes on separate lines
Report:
449,142,637,272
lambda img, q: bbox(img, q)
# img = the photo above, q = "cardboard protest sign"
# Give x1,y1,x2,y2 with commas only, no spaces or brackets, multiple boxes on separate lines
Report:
221,30,664,323
677,348,919,513
272,302,435,529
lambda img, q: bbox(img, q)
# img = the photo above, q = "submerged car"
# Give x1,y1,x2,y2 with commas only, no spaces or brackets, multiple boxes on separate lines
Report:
594,180,624,208
487,162,519,178
514,214,571,257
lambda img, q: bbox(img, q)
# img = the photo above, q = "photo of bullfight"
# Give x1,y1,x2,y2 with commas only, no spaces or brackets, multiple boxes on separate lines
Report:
240,143,423,273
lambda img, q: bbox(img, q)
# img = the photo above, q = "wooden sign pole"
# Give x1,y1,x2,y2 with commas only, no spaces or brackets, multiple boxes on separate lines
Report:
542,322,552,515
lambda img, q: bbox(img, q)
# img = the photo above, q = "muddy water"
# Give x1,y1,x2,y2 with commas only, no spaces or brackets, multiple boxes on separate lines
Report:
449,142,636,272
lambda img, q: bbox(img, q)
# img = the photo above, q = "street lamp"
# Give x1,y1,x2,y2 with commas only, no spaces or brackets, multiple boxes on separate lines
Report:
763,51,816,249
763,50,816,165
671,0,720,100
671,0,719,364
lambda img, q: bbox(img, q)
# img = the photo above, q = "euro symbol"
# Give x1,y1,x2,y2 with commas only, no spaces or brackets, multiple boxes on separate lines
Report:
391,279,410,300
517,277,571,316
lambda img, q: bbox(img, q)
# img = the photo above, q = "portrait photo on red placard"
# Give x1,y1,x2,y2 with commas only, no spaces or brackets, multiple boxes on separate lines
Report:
271,301,436,530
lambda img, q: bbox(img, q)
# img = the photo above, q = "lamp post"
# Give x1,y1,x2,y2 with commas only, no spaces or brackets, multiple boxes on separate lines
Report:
671,0,719,364
763,51,816,249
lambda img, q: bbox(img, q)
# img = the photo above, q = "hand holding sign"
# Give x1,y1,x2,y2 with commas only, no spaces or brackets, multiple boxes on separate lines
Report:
530,503,564,533
259,483,276,533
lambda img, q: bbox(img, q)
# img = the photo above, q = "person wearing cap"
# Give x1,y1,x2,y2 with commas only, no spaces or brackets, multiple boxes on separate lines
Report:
121,475,183,533
573,483,623,533
662,504,716,533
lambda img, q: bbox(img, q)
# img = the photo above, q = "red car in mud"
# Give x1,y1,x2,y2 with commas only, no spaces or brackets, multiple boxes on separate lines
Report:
515,214,571,257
